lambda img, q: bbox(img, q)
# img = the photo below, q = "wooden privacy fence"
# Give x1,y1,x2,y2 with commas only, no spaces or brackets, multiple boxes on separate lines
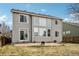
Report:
0,36,12,47
63,36,79,43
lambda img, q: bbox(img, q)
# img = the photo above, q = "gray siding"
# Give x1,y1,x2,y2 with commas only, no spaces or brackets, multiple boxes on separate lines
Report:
12,13,32,43
63,22,79,36
12,10,63,43
32,17,62,43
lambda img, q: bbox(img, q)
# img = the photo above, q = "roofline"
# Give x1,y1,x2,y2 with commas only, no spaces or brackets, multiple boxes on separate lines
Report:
63,22,79,27
11,9,63,21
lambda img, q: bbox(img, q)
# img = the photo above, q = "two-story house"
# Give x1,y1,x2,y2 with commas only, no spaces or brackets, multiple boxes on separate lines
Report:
11,9,63,43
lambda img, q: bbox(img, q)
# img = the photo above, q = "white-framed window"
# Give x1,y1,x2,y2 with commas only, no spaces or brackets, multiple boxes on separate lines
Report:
20,31,25,40
39,28,47,36
20,29,28,40
47,19,52,28
33,27,39,36
32,17,39,26
33,28,51,37
32,17,52,28
20,15,27,22
39,18,46,26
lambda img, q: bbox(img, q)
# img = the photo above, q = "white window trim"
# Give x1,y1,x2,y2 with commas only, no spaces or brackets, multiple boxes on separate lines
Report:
18,14,29,23
39,28,47,36
33,27,51,37
46,18,52,28
19,28,29,42
32,27,39,37
39,17,47,26
32,16,39,26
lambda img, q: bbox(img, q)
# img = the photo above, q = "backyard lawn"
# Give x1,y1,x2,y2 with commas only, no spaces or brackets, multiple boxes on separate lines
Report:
0,43,79,56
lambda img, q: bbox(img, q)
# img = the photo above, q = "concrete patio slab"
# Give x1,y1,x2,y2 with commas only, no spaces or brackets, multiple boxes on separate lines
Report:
14,43,62,46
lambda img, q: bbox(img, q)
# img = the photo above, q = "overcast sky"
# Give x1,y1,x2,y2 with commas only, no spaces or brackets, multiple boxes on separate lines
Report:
0,3,70,29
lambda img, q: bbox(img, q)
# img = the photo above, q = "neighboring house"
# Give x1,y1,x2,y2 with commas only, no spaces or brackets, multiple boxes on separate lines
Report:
63,22,79,36
11,9,63,43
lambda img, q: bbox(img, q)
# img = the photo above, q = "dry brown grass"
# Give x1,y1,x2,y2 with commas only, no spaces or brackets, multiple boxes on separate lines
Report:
0,43,79,56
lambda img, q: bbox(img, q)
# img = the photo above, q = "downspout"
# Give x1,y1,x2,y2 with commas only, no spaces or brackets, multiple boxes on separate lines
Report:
29,15,32,43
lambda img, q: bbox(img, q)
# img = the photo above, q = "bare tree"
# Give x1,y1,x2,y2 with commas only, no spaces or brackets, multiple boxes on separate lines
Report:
68,3,79,21
0,22,11,46
69,4,79,14
0,21,11,37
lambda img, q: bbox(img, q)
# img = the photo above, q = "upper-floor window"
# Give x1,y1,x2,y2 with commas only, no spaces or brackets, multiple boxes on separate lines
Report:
47,19,52,28
20,15,27,22
32,17,39,26
55,20,58,25
39,18,46,26
55,31,59,37
33,17,46,26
